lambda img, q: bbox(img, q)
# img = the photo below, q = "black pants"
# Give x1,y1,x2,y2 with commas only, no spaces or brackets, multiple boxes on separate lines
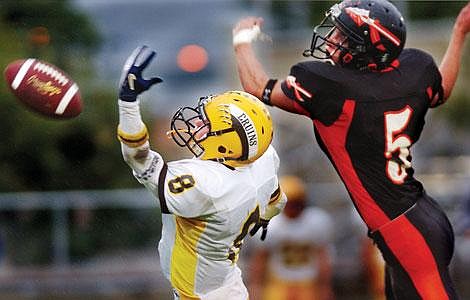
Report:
370,194,459,300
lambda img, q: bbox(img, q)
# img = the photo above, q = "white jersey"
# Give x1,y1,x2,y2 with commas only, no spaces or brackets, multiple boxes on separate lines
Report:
130,145,280,299
258,207,334,282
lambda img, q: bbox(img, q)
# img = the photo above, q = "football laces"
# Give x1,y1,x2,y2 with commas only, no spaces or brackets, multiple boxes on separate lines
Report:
33,61,69,86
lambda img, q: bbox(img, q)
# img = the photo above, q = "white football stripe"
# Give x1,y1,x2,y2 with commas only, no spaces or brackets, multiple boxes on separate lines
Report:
11,59,36,90
55,83,78,115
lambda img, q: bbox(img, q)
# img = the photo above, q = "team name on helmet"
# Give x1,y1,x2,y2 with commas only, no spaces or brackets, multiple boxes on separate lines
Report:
231,104,259,159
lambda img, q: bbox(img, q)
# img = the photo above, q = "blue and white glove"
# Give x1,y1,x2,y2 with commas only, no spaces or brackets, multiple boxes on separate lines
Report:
118,45,163,102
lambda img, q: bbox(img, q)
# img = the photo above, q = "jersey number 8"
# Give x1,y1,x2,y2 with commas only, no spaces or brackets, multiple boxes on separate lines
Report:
168,175,195,194
228,206,260,264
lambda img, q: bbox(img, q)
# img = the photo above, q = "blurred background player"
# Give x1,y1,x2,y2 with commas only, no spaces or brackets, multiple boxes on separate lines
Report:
248,175,334,300
117,46,286,300
349,207,386,300
232,1,470,298
360,234,386,300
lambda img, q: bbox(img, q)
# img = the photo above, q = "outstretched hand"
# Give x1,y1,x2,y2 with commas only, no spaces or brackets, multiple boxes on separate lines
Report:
233,16,264,35
455,2,470,37
232,16,271,46
119,45,163,102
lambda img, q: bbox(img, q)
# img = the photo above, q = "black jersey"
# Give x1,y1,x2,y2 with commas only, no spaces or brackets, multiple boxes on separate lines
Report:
281,48,443,231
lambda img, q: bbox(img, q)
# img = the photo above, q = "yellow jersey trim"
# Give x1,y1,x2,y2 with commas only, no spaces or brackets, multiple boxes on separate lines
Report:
117,125,149,147
171,216,206,298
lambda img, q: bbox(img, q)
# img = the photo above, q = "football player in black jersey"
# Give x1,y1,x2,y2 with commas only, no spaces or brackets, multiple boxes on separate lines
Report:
233,0,470,299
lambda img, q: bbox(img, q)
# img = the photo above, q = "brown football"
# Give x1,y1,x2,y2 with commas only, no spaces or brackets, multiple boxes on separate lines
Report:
4,58,82,119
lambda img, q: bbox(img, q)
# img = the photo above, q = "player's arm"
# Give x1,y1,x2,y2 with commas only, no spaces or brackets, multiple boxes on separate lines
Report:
250,146,287,241
233,17,300,113
250,185,288,240
439,2,470,101
117,46,163,176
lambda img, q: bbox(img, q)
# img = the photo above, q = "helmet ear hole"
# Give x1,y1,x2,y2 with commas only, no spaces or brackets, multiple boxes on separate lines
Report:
218,146,227,153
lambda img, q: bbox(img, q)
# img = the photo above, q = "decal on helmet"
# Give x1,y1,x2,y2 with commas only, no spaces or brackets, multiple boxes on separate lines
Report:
345,7,401,47
230,104,258,160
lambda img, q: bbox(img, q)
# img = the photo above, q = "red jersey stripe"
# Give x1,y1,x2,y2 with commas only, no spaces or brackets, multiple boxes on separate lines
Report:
314,100,390,230
379,214,449,300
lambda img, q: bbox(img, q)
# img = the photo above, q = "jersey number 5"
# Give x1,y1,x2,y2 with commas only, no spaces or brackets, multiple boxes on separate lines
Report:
384,106,413,185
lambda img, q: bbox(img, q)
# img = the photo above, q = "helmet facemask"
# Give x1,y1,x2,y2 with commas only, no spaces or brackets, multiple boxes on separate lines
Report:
169,97,211,157
304,4,367,67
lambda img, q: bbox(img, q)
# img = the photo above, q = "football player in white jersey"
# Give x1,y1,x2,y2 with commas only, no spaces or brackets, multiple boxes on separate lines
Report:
249,175,334,300
117,46,286,300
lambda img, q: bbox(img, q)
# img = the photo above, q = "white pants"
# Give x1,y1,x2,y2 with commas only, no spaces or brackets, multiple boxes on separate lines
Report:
173,268,248,300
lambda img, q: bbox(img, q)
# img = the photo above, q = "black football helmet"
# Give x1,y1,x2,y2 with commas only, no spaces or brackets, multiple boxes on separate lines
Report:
303,0,406,71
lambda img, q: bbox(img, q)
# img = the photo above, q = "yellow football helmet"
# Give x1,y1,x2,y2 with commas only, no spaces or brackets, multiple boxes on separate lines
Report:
169,91,273,167
280,175,307,203
280,175,307,218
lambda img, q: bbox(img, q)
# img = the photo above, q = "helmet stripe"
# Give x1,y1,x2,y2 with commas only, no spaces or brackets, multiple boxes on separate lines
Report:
345,7,401,46
230,104,258,160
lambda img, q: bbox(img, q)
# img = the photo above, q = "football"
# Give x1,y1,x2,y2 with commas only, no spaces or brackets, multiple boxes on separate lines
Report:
4,58,82,119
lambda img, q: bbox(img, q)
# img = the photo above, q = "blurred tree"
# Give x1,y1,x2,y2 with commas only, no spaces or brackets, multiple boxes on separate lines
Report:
407,1,465,20
263,1,334,30
0,0,140,191
306,1,337,27
0,0,100,69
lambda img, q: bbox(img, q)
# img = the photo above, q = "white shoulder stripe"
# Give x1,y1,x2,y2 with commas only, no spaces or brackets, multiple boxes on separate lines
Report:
55,83,78,115
11,59,36,90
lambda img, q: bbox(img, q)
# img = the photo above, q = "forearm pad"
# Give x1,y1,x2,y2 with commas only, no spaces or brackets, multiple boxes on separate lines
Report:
117,100,149,147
